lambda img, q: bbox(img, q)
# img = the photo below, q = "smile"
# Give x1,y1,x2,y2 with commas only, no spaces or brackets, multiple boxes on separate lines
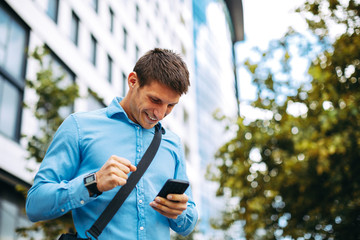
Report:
146,112,157,121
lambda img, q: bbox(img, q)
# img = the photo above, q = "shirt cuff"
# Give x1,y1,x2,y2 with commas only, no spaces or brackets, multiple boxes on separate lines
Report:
68,174,98,209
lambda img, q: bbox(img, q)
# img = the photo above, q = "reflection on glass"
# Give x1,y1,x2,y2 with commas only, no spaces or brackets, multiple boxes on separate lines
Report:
0,78,19,139
0,199,17,239
5,22,26,80
0,7,10,64
0,5,26,81
47,0,59,23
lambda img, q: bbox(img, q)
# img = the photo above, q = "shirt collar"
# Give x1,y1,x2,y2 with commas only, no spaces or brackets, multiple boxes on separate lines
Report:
106,96,127,118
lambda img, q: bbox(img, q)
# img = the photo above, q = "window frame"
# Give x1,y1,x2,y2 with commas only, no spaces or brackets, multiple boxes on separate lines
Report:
70,10,80,46
107,54,113,83
0,2,29,142
90,34,97,66
46,0,60,23
109,7,114,33
90,0,99,14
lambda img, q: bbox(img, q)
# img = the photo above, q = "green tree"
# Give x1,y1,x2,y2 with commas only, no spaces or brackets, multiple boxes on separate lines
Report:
209,0,360,239
17,46,79,239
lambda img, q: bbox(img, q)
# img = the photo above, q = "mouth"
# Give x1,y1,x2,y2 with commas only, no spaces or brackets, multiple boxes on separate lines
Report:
145,112,158,122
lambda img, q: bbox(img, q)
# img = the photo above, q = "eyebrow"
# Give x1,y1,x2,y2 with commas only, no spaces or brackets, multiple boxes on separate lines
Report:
150,95,178,106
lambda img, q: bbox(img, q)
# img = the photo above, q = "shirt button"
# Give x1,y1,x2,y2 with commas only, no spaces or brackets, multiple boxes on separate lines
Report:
80,200,85,205
61,209,65,212
139,200,143,204
140,227,144,231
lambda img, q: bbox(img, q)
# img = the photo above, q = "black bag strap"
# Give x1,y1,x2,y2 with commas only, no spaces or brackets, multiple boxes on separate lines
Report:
85,124,163,239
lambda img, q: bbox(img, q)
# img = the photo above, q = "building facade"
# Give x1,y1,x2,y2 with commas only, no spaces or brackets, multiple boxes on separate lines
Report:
193,0,243,238
0,0,243,239
0,0,198,239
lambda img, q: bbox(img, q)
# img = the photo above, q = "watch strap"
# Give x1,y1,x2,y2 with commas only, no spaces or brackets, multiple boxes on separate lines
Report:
87,182,102,196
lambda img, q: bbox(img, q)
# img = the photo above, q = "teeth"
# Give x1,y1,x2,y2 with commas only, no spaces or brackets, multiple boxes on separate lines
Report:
147,113,157,121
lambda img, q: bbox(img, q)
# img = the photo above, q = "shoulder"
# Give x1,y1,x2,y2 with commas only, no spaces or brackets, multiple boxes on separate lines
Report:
162,128,182,148
71,107,107,120
69,108,108,125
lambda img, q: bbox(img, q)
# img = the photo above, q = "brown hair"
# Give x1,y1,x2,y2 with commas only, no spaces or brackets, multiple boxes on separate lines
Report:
133,48,190,95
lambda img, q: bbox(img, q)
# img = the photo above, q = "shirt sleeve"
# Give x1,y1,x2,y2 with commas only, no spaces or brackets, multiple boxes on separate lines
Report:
168,137,198,236
26,114,96,222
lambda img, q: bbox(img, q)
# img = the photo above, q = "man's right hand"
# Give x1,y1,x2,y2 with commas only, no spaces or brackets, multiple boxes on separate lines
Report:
95,155,137,192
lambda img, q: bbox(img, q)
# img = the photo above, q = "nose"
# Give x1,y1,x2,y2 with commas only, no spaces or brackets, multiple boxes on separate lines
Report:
154,105,168,120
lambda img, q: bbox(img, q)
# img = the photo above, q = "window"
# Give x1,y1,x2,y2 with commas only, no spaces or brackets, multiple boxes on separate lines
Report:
41,50,76,118
135,4,140,24
146,20,151,31
0,76,21,140
155,37,160,46
107,54,113,83
90,0,98,13
90,34,97,66
122,72,127,97
109,8,114,33
0,180,42,239
0,4,28,141
87,89,105,111
155,1,159,16
46,0,59,23
184,143,190,161
43,51,75,86
70,11,79,45
0,7,27,81
135,45,139,61
123,27,127,51
0,198,18,239
183,108,189,124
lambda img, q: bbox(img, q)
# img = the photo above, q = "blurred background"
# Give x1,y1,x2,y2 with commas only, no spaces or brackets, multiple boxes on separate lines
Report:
0,0,359,239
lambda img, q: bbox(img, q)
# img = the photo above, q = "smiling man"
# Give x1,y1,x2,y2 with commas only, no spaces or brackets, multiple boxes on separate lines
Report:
26,48,198,239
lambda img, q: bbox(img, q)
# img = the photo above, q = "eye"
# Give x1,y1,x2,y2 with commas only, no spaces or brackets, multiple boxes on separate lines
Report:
150,97,161,104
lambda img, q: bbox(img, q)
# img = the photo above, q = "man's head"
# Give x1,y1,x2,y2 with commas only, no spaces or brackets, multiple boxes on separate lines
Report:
133,48,190,95
120,48,190,129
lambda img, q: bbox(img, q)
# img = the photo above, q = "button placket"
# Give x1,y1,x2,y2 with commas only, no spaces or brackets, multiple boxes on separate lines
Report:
135,125,146,238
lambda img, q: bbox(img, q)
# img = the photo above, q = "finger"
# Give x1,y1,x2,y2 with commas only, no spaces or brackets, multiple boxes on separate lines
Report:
150,205,179,219
154,197,187,211
149,201,184,219
110,155,137,172
167,193,188,203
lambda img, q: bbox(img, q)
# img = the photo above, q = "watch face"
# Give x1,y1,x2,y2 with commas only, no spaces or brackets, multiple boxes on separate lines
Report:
85,174,96,184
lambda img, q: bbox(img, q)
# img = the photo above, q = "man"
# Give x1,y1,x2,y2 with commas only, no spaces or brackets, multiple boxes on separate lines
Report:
26,48,198,239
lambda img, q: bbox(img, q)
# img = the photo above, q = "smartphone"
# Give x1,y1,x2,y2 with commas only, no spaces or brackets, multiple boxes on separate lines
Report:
157,179,189,199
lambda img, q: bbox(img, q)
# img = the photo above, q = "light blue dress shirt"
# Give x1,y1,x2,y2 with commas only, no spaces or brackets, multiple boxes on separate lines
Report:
26,97,198,239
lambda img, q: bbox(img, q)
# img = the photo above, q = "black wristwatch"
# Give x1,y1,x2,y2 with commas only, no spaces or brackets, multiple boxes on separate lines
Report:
84,173,102,196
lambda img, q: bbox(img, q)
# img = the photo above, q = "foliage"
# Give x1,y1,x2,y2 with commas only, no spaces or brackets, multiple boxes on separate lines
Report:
171,227,197,240
209,0,360,239
18,46,79,239
24,46,79,163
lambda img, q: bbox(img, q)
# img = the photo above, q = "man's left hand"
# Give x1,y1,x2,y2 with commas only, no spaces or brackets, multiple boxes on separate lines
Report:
149,193,188,219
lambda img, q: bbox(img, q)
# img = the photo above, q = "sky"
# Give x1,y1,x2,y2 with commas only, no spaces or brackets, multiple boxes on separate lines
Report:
235,0,308,119
238,0,307,52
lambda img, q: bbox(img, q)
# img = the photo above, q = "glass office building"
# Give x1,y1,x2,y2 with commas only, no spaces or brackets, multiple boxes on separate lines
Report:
193,0,243,237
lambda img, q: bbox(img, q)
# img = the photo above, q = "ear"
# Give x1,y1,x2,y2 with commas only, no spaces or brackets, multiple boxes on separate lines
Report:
128,72,138,89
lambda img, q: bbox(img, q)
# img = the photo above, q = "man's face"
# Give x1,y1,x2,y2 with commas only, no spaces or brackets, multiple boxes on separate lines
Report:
124,73,181,129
